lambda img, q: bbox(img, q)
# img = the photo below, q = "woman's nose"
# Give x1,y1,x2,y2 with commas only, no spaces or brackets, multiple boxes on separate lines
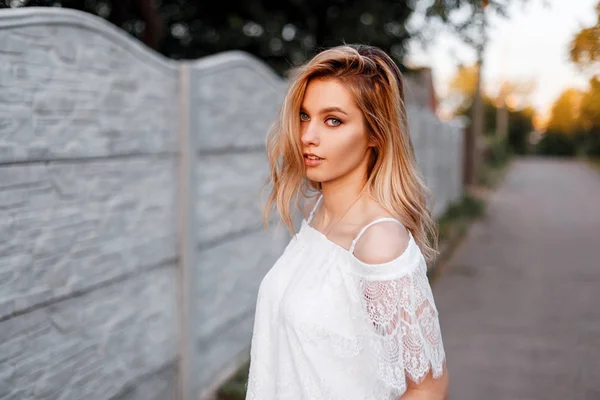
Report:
301,122,319,146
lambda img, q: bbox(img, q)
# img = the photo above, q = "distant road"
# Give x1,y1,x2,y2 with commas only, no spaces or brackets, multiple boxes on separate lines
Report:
434,157,600,400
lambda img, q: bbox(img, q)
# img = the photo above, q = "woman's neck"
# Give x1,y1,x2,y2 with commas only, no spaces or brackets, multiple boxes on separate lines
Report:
319,178,370,225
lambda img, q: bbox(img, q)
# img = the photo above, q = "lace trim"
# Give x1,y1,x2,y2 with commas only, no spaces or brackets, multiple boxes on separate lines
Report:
359,261,445,394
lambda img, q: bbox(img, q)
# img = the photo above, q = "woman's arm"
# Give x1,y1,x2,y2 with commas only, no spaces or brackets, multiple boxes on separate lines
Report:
400,365,449,400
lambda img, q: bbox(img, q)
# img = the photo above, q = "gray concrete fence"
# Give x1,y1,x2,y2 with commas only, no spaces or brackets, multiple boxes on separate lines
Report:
0,7,463,400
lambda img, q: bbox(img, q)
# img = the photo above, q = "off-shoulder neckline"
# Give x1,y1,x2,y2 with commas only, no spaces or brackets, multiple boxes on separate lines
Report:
301,218,417,269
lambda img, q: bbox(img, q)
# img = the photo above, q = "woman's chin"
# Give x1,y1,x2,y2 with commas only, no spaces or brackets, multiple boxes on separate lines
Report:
305,171,325,183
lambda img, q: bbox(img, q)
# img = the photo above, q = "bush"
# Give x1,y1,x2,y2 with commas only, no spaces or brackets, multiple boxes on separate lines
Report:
507,109,534,155
535,131,578,157
483,135,511,167
581,129,600,157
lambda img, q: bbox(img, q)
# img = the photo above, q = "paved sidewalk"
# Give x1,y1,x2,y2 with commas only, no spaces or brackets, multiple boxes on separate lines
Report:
433,157,600,400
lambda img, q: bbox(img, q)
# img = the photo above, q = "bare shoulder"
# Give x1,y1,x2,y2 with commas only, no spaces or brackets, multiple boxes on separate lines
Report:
352,219,410,264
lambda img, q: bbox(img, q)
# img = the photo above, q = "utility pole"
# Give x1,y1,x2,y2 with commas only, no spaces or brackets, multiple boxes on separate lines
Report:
496,82,509,141
496,38,510,142
465,1,488,187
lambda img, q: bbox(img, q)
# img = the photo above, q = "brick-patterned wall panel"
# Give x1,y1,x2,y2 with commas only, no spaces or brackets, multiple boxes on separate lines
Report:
407,106,464,218
0,267,177,400
188,52,290,396
191,52,287,152
0,8,179,400
0,157,177,320
0,9,178,162
196,152,273,245
194,228,290,394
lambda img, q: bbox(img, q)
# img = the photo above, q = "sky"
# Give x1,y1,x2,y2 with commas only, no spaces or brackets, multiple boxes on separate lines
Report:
405,0,598,121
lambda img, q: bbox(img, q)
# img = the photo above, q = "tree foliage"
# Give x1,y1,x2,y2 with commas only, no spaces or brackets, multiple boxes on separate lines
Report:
546,88,584,135
2,0,417,74
538,1,600,157
580,76,600,131
4,0,533,75
448,63,479,111
447,60,534,155
507,106,533,154
541,80,600,156
570,1,600,76
420,0,530,54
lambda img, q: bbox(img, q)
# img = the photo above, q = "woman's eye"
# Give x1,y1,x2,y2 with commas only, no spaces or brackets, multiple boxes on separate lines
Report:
326,118,342,127
300,112,309,121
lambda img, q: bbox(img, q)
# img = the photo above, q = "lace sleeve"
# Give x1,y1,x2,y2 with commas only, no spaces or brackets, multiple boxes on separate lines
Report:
351,229,446,396
360,262,445,392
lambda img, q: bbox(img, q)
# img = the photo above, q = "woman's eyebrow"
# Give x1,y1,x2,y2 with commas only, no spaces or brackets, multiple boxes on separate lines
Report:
300,106,348,116
321,106,348,115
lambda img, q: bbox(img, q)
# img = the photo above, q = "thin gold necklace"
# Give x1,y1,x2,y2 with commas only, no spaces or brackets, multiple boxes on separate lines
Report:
320,185,369,237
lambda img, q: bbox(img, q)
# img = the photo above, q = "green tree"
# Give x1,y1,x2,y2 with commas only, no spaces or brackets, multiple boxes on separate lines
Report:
2,0,415,74
507,106,533,155
448,64,479,113
570,1,600,76
568,1,600,156
546,88,584,136
536,132,579,157
536,88,587,157
422,0,532,185
578,77,600,155
580,77,600,130
5,0,534,76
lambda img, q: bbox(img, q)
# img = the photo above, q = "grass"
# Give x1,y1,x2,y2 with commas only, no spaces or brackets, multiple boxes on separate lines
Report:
428,151,512,282
576,155,600,176
427,193,485,282
479,160,509,189
216,361,250,400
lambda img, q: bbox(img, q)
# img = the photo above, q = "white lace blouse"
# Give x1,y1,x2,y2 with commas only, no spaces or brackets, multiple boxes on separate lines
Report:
245,194,446,400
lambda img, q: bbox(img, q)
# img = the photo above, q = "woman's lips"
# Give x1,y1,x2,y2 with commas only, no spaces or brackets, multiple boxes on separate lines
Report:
304,155,324,167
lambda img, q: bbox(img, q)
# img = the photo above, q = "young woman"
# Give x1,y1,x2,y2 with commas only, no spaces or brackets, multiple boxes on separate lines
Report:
246,44,448,400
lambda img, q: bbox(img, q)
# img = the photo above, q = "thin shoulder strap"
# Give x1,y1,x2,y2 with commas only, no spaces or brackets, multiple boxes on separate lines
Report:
306,193,323,224
349,217,404,254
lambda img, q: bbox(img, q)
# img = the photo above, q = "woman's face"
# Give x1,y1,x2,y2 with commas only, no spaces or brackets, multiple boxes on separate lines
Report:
300,77,373,184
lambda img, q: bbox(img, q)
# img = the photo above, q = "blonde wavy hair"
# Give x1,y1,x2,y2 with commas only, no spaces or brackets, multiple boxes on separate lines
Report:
261,44,439,264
